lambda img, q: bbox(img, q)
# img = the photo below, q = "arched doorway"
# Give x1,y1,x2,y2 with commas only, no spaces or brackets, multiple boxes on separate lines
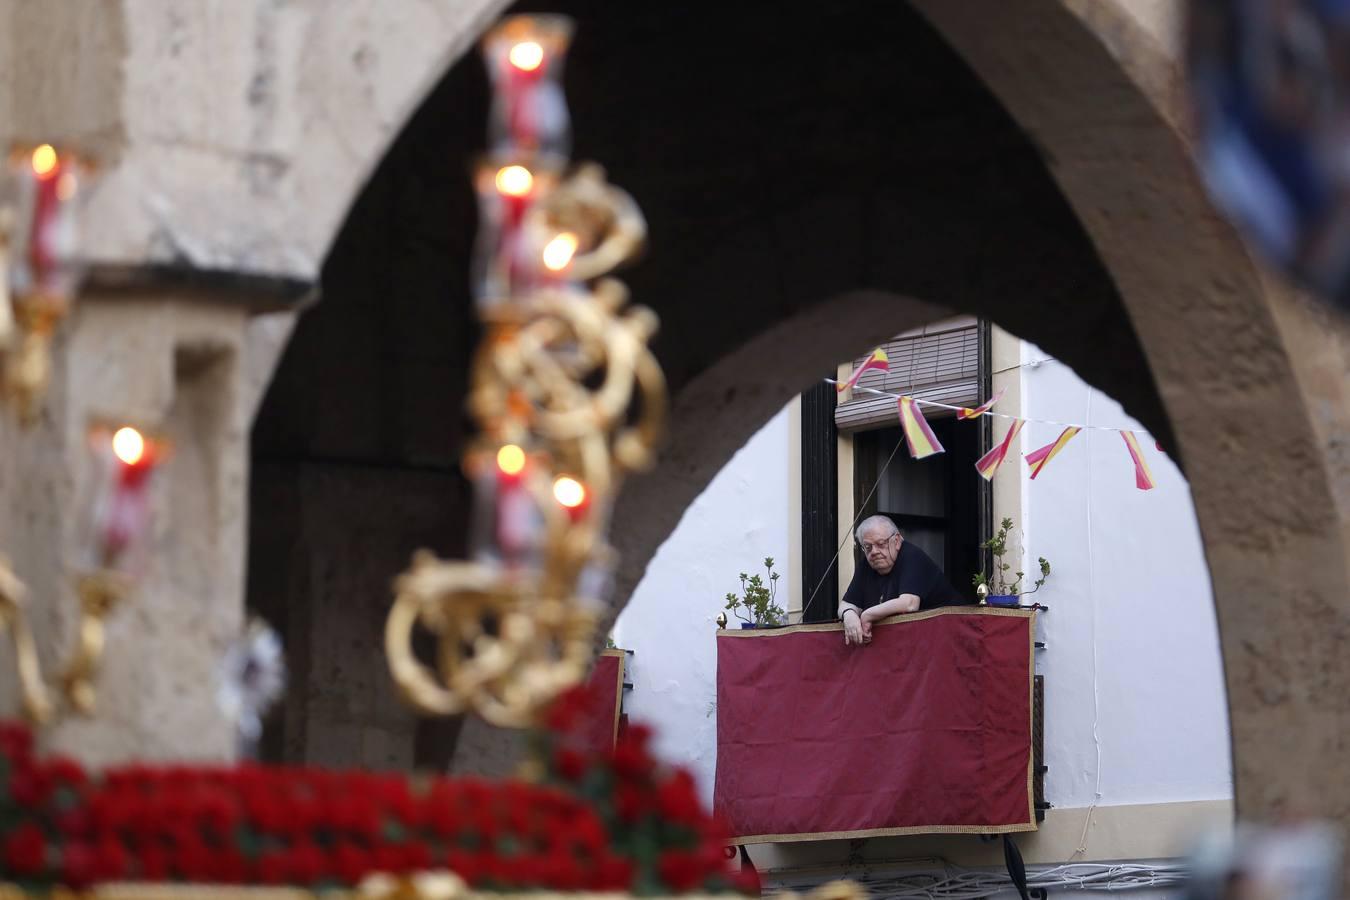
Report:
247,0,1350,828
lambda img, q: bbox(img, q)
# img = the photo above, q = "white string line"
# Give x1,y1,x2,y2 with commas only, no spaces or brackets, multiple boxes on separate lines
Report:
797,433,909,624
825,379,1152,437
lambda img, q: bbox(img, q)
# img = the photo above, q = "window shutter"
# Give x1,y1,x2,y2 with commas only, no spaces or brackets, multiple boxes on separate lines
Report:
834,317,980,432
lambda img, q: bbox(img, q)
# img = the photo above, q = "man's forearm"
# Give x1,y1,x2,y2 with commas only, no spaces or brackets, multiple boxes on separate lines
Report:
837,600,862,620
866,594,920,619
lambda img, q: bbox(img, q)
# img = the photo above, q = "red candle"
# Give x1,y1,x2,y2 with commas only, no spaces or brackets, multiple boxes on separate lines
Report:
98,428,158,565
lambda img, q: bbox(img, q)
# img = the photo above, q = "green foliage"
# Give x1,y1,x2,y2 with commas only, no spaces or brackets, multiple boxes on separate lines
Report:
723,557,786,626
971,517,1052,598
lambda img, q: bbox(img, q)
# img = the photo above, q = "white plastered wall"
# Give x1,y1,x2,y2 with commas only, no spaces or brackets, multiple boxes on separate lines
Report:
614,333,1232,866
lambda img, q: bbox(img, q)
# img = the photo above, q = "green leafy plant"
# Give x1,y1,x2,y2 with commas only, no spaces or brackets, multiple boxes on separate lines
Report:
723,557,786,626
972,517,1051,598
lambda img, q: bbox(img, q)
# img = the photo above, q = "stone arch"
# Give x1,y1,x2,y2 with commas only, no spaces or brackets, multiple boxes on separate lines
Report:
252,0,1350,825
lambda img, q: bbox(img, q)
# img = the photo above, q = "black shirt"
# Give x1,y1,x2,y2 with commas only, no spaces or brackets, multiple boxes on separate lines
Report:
841,540,967,612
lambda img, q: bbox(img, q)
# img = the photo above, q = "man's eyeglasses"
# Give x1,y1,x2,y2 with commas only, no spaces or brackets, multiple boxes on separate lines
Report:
858,534,898,554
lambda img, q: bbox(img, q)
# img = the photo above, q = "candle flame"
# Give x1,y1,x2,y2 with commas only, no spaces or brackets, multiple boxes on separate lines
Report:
508,41,545,72
494,165,534,198
552,475,586,509
496,443,527,476
112,427,146,466
542,232,578,271
31,144,58,179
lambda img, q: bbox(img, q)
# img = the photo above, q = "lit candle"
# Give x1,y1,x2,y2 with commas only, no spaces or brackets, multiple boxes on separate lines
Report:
26,145,63,289
96,427,160,567
552,475,588,523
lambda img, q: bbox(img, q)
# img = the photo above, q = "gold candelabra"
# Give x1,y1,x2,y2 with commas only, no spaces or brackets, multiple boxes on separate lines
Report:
0,562,132,724
0,145,143,727
0,143,89,424
385,15,666,728
0,422,163,725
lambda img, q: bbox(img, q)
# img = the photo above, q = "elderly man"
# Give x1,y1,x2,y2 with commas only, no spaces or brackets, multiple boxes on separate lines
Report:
837,515,966,646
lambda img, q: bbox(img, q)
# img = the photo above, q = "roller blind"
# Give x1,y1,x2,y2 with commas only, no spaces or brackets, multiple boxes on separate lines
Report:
834,317,980,432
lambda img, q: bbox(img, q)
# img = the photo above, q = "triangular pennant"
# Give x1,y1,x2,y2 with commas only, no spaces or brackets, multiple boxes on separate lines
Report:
836,347,889,393
958,387,1007,420
898,396,945,459
1121,431,1156,491
975,419,1024,481
1026,427,1081,479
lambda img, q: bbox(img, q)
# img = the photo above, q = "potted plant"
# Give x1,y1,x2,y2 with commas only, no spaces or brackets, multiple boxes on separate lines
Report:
724,558,786,628
972,518,1051,607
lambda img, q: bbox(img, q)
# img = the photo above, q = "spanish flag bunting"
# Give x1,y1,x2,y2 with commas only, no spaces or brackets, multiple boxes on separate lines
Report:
1025,426,1081,479
898,396,945,459
836,347,889,393
1121,431,1156,491
957,387,1006,420
974,419,1024,481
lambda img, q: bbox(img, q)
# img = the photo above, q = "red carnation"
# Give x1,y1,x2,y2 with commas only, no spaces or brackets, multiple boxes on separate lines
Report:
93,839,130,882
615,782,649,822
257,850,288,884
332,842,374,885
609,741,651,780
367,843,398,874
624,723,654,750
2,823,47,876
446,850,484,886
656,769,704,825
0,722,32,762
210,848,249,884
288,841,327,884
591,855,635,891
45,755,87,787
137,844,170,881
61,841,98,888
176,838,216,881
426,798,461,836
543,851,584,890
56,806,94,839
401,842,432,872
552,747,588,782
543,686,590,733
658,849,705,893
8,763,52,809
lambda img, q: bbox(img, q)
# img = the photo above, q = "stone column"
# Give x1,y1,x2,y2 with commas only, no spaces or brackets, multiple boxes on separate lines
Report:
0,270,305,765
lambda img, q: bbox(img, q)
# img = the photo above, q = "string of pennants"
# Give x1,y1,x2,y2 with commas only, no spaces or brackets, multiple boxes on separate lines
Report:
831,347,1159,490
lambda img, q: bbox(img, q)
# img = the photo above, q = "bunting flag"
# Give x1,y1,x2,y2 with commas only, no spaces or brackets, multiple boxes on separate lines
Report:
823,375,1163,491
898,396,945,459
1025,427,1081,479
1121,431,1156,491
836,347,889,393
975,419,1024,481
957,387,1006,420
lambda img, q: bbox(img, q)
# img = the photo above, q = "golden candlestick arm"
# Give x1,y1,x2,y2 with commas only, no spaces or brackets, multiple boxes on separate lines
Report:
0,556,132,724
385,160,664,728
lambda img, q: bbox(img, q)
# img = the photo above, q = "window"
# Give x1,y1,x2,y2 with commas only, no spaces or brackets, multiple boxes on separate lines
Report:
852,417,983,601
799,319,992,620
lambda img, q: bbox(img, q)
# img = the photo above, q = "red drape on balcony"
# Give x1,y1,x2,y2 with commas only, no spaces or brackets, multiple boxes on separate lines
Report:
575,649,626,754
714,607,1035,842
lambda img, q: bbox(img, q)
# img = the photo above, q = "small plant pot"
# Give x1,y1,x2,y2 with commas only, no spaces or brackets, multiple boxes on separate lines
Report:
987,594,1020,608
740,622,758,629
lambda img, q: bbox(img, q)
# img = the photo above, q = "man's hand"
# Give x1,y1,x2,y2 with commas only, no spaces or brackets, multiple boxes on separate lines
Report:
860,606,882,644
840,606,866,646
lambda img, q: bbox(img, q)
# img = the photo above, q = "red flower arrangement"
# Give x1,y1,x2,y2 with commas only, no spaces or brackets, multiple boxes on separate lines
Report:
0,697,754,895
